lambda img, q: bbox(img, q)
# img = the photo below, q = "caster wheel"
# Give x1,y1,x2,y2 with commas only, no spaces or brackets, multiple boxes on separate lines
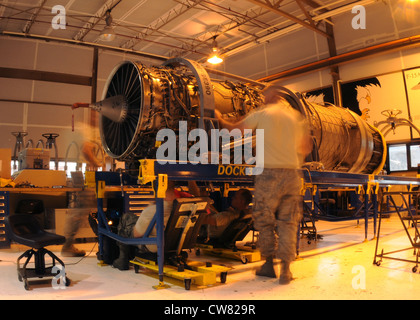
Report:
220,272,227,283
241,256,248,264
65,277,71,287
23,279,29,291
412,266,418,273
375,260,381,266
184,278,191,290
18,274,23,282
134,265,140,274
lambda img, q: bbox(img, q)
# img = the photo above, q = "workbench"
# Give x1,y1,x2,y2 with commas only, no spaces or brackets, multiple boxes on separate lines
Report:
0,187,83,248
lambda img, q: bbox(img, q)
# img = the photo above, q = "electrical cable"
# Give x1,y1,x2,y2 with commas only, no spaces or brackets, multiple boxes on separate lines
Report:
64,241,98,266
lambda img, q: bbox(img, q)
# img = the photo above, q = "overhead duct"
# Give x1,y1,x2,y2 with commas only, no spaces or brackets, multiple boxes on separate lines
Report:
82,58,386,175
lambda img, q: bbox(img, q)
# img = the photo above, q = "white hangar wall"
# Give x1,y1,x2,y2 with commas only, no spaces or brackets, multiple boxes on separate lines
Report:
0,37,158,159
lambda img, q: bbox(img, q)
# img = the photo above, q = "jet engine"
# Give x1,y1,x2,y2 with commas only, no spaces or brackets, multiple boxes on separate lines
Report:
87,58,386,175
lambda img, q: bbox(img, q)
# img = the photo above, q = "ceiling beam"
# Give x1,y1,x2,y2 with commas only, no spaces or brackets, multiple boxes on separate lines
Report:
298,0,323,9
1,31,168,62
225,0,376,58
120,0,203,50
295,0,316,28
298,0,341,104
180,3,270,59
73,0,122,41
245,0,331,39
22,0,47,34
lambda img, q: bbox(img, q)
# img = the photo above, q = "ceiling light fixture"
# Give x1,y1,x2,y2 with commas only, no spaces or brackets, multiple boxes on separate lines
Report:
207,36,223,65
99,10,115,42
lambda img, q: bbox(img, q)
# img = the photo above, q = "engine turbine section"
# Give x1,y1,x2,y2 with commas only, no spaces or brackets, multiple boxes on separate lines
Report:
94,58,386,175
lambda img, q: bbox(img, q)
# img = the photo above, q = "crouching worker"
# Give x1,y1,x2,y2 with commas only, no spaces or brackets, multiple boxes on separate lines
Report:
112,181,176,270
203,188,253,241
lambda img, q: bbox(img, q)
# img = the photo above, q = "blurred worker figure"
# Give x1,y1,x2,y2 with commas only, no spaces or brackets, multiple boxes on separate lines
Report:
203,188,253,240
61,123,104,257
112,181,177,270
215,85,312,284
62,188,96,257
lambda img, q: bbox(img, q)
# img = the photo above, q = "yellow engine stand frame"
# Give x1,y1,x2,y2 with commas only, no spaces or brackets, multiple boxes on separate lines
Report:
197,244,261,264
130,257,231,290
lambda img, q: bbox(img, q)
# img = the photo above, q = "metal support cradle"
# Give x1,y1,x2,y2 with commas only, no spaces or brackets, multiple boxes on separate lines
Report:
95,160,420,288
373,190,420,273
95,160,255,289
95,171,168,289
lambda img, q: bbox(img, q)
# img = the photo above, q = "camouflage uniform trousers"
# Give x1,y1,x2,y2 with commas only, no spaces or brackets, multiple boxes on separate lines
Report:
252,168,303,262
116,212,153,254
64,189,97,242
117,212,139,238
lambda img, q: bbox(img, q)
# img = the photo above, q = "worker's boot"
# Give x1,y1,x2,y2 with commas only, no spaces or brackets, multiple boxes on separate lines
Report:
256,255,276,278
112,243,130,271
279,261,293,285
61,242,86,257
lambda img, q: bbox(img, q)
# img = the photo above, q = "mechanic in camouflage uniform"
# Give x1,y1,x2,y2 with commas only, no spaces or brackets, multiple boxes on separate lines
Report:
215,85,312,284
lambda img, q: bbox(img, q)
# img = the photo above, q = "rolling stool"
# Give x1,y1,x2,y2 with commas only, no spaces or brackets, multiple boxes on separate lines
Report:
5,214,71,290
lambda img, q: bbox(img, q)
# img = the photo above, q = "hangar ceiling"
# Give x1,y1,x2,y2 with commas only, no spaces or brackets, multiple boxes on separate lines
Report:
0,0,379,64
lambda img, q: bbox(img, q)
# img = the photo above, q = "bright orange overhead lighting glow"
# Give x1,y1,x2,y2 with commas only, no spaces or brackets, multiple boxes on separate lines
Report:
207,47,223,64
207,54,223,64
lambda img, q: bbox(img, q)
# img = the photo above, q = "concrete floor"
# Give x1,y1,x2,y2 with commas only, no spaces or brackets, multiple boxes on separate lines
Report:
0,214,419,300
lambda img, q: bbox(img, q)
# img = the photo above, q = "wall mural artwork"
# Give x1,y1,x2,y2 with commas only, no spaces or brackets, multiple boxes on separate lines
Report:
403,67,420,139
305,70,416,142
347,73,411,142
305,86,335,106
340,77,381,119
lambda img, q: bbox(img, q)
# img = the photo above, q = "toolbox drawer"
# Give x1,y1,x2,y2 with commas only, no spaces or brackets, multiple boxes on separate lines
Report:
124,189,155,215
